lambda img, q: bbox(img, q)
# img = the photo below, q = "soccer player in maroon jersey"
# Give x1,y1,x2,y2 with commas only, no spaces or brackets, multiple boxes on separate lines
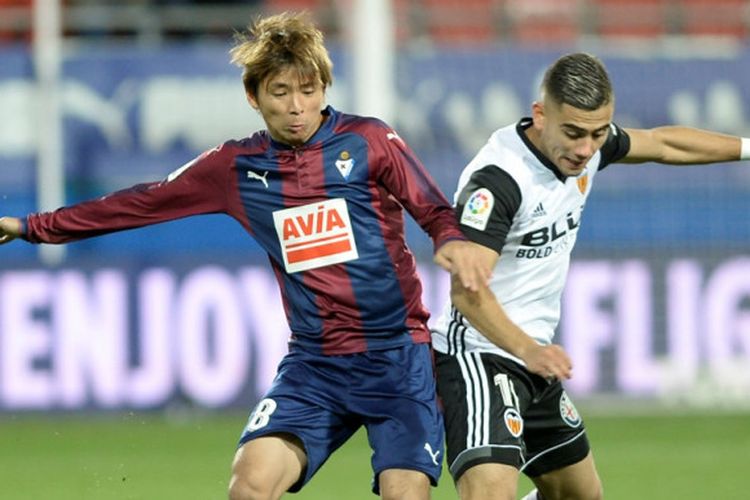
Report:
0,12,490,500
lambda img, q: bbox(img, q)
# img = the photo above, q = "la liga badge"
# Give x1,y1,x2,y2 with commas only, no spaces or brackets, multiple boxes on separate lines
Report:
460,188,494,231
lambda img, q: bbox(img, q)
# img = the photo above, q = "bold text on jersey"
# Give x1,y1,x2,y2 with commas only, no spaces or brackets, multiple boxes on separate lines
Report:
516,209,581,259
272,198,359,273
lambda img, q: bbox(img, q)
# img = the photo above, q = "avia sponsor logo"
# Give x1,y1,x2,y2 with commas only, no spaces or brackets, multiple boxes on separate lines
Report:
272,198,359,273
503,408,523,438
559,392,582,428
515,208,582,259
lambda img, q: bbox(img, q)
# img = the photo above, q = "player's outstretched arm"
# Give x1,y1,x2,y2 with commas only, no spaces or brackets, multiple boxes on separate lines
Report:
623,127,749,165
0,217,22,245
434,240,492,292
448,245,572,380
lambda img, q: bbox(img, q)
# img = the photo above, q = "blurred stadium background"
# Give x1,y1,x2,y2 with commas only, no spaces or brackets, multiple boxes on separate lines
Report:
1,0,749,498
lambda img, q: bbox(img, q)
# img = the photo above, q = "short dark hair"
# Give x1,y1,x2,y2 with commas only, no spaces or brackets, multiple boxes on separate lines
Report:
541,53,613,111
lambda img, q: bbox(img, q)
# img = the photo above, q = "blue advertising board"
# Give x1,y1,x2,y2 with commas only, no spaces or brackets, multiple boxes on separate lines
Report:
1,251,749,410
1,42,750,409
1,43,750,262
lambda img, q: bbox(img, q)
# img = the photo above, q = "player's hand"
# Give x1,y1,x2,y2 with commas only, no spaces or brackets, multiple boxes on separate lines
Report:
522,343,572,381
0,217,22,245
434,240,492,292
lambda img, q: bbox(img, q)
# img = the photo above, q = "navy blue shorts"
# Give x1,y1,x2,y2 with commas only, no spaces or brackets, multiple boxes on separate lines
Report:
237,342,444,494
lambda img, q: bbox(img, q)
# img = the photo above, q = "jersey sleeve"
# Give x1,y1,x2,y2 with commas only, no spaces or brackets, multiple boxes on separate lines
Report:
597,123,631,170
373,123,466,249
23,144,235,244
455,165,521,254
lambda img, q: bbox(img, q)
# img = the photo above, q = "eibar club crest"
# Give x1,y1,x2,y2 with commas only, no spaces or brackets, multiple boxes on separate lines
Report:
335,150,355,180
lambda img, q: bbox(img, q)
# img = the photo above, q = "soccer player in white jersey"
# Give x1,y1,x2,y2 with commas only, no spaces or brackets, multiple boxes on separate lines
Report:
431,52,750,500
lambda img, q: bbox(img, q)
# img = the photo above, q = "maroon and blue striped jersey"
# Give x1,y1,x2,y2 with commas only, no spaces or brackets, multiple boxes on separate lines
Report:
23,106,464,355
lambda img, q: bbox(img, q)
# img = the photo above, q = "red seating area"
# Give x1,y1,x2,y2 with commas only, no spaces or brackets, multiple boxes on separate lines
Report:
594,0,672,39
0,0,31,42
263,0,749,44
505,0,581,45
1,1,746,45
680,0,749,38
421,0,499,43
263,0,326,12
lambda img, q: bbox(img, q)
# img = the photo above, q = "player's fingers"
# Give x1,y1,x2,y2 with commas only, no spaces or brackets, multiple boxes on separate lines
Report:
556,364,572,380
435,252,477,291
460,252,492,290
553,352,573,380
432,252,452,273
436,242,492,292
535,346,572,381
456,264,481,292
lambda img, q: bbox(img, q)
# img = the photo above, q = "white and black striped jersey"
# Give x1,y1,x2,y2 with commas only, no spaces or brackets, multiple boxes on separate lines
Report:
432,118,630,364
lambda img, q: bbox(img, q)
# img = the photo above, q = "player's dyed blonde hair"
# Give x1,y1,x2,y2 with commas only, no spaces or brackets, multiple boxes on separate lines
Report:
542,52,613,111
229,11,333,96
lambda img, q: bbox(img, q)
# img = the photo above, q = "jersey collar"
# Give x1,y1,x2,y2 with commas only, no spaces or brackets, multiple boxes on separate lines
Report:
516,118,566,182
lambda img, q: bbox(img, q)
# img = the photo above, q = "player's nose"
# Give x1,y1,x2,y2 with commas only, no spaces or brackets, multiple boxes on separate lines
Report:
574,137,595,158
289,91,304,114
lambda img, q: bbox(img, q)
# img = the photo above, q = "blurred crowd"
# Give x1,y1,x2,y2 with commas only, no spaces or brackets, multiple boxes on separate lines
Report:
0,0,268,43
0,1,748,46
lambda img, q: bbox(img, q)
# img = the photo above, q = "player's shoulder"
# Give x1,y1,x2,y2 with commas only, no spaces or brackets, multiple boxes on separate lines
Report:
598,122,631,168
229,131,272,153
334,111,415,159
330,106,379,129
333,110,395,141
179,135,270,175
192,133,270,166
462,123,528,179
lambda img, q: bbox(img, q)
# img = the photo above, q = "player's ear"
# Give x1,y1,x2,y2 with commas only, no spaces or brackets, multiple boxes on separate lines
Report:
531,101,545,130
246,91,260,110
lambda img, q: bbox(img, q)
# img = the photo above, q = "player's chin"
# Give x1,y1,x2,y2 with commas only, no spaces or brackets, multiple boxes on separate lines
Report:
282,133,305,147
562,162,586,177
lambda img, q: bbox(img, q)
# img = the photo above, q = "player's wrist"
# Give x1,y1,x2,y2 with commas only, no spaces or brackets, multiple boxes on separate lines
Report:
514,335,539,363
741,137,750,160
0,216,18,235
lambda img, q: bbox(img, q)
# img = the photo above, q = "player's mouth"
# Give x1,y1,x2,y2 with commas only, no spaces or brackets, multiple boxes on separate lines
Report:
564,157,587,170
288,123,306,134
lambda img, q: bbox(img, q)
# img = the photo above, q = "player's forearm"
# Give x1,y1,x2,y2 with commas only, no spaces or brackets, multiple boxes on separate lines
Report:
450,279,537,359
648,126,743,164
